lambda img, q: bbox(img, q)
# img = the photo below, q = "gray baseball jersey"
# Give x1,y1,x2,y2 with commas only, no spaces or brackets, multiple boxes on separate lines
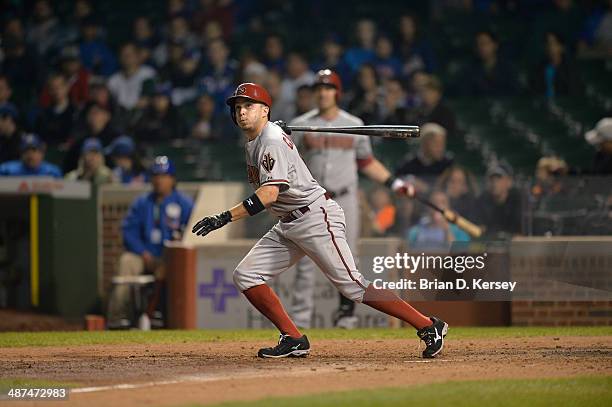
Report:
288,109,372,328
245,121,325,218
234,121,370,304
289,109,373,193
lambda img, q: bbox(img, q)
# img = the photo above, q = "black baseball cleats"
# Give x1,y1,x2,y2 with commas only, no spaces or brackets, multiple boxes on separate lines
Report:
416,316,449,358
258,334,311,358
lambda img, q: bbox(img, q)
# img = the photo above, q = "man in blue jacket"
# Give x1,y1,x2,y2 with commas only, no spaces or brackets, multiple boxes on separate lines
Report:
108,156,193,327
0,133,62,177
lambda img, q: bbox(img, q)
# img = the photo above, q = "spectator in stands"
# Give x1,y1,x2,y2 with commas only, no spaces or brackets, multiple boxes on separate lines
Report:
0,133,61,177
380,78,408,124
585,118,612,175
105,135,146,185
1,35,40,109
346,63,381,125
107,156,193,328
40,46,90,108
198,38,238,112
578,0,612,56
345,19,377,73
108,42,157,112
64,102,119,174
463,30,517,97
78,16,118,77
36,74,77,145
397,14,436,78
0,76,18,121
65,137,114,185
373,35,402,83
26,0,62,58
474,162,522,238
63,0,96,45
529,31,581,98
153,15,199,68
407,190,470,250
314,34,350,85
159,41,199,106
242,58,268,85
0,106,24,164
190,93,227,141
191,0,235,40
435,165,480,223
410,75,458,137
262,33,286,73
396,123,454,184
295,84,315,116
132,16,159,65
134,83,185,142
405,70,429,110
531,156,570,209
275,52,315,121
370,187,396,236
86,79,118,121
266,71,284,122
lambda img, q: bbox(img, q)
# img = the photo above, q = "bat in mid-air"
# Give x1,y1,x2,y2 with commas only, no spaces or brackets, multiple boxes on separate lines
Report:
287,125,420,139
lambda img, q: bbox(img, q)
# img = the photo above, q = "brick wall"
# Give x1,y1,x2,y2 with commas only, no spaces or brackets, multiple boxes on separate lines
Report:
512,301,612,326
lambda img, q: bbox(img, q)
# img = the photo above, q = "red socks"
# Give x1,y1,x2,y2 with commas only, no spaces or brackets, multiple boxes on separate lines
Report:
363,284,432,330
242,284,302,338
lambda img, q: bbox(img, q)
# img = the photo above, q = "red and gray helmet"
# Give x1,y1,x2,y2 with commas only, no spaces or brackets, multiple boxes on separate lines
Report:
312,69,342,100
226,83,272,125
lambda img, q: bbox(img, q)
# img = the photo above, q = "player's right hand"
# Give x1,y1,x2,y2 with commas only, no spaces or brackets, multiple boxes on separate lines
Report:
191,211,232,237
273,120,292,135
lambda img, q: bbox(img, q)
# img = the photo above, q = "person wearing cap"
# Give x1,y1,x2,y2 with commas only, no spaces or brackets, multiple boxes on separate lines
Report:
39,45,90,108
106,135,146,185
0,133,62,177
474,161,522,238
64,137,114,185
395,122,454,186
585,118,612,175
107,156,193,328
78,15,118,77
0,104,22,164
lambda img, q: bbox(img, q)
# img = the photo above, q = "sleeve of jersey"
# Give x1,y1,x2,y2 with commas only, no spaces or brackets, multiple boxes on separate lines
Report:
258,143,290,192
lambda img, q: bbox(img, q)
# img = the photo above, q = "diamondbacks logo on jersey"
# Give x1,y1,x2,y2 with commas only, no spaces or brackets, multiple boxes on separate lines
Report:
261,152,275,173
247,165,260,187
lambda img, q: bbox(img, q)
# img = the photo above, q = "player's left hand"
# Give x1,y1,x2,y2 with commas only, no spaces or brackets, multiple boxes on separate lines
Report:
273,120,291,135
390,178,415,198
191,211,232,237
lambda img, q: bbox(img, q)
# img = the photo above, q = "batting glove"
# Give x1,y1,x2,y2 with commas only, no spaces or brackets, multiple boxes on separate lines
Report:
386,176,416,198
192,211,232,237
273,120,292,135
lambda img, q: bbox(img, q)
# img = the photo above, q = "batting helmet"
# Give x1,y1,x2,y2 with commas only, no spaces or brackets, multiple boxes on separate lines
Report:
226,83,272,125
313,69,342,100
151,155,176,176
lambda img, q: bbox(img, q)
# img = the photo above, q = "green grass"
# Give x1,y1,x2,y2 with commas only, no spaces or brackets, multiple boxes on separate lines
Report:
185,376,612,407
0,326,610,348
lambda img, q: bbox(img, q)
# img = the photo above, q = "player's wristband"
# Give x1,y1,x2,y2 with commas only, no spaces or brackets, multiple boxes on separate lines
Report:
384,176,397,189
243,193,265,216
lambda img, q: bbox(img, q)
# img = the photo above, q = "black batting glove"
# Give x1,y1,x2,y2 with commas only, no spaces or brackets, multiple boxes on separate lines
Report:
191,211,232,237
273,120,291,135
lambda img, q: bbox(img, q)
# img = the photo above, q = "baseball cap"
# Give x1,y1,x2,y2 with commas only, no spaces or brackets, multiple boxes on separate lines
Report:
487,161,514,178
585,118,612,145
0,104,19,119
150,155,175,176
105,135,135,157
21,133,44,151
82,137,103,153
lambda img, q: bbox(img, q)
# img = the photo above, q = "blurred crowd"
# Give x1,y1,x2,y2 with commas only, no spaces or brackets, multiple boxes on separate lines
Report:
0,0,611,238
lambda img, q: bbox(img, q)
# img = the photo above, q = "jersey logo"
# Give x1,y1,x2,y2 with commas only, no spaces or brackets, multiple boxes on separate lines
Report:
283,135,294,149
247,165,260,187
261,152,276,173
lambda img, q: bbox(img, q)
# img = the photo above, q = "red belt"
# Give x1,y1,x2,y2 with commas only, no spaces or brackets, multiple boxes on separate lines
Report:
280,192,331,223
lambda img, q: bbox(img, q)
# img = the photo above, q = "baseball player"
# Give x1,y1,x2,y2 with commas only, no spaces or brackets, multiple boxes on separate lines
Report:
192,83,448,358
288,69,400,329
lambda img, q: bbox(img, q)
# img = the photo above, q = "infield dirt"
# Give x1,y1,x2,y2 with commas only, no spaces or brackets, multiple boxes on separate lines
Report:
2,335,611,406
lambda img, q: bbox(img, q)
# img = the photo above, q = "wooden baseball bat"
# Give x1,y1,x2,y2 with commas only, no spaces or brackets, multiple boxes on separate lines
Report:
288,125,420,139
414,195,483,238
